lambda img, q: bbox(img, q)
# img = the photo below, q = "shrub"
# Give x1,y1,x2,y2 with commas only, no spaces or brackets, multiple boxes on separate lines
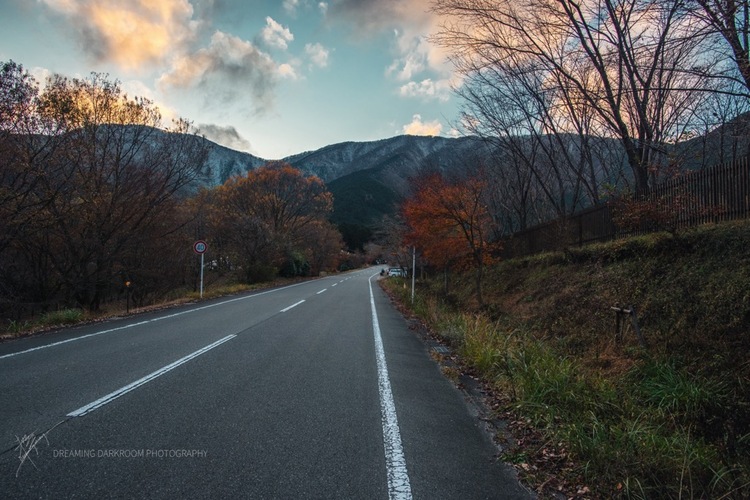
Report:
38,309,85,327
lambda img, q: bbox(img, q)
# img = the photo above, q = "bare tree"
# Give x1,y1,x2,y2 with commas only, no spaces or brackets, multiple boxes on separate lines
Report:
433,0,709,194
692,0,750,93
483,146,538,234
30,73,208,310
0,61,68,256
455,51,605,220
676,77,750,168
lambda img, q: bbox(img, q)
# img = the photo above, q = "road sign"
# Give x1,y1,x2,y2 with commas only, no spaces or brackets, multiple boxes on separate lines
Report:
193,240,207,255
193,240,207,299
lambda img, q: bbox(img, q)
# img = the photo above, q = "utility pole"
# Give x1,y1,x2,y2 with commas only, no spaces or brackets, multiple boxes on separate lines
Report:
411,246,416,304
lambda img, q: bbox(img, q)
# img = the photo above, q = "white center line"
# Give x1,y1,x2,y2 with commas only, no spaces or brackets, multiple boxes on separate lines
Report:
67,334,236,417
280,300,305,312
316,289,327,294
368,274,412,499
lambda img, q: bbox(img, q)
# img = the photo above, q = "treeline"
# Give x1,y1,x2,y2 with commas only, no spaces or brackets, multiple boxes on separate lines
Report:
429,0,750,236
0,61,344,319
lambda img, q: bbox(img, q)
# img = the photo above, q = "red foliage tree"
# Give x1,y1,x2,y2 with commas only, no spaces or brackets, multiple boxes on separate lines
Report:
402,173,500,306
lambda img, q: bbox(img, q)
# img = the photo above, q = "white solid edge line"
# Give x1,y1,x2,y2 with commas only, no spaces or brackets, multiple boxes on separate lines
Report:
67,334,236,417
280,300,305,313
368,274,413,499
0,280,310,361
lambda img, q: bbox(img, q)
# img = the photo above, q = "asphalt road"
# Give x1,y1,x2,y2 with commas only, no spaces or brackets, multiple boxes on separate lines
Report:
0,268,532,499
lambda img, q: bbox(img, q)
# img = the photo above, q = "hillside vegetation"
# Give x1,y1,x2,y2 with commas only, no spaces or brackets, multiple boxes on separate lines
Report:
384,221,750,498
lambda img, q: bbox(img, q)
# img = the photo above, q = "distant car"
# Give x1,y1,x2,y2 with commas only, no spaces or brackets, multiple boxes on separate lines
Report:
388,268,405,277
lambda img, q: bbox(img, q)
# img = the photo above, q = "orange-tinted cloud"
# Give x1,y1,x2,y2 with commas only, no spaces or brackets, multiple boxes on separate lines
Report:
41,0,197,71
402,114,442,136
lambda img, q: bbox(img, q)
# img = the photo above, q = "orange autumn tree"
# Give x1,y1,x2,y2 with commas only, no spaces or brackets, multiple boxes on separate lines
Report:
210,162,337,281
402,173,500,306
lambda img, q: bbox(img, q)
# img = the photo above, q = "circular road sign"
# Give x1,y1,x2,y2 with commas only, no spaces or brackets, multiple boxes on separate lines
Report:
193,240,208,255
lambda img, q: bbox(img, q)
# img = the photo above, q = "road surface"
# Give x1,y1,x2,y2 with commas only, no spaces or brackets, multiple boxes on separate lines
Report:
0,268,531,499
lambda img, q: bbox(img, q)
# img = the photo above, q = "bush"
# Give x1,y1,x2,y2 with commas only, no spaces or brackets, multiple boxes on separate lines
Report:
38,309,85,327
244,263,277,283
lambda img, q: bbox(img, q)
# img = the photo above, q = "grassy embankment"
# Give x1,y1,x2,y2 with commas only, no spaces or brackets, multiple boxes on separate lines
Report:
383,221,750,499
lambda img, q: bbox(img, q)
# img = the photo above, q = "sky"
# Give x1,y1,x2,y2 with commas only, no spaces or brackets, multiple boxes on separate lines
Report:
0,0,463,159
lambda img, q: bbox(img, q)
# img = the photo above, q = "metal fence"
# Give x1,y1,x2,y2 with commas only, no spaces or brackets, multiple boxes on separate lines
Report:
501,156,750,258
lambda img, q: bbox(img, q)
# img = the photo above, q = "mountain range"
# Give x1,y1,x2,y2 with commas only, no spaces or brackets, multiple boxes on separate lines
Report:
204,134,487,187
195,115,750,249
200,134,492,248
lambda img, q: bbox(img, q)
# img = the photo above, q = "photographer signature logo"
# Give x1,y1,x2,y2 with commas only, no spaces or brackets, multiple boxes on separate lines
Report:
14,421,63,477
14,431,50,477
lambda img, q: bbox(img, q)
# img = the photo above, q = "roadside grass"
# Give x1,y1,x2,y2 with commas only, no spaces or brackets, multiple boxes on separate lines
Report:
5,308,87,337
184,282,258,300
39,308,86,326
1,277,300,339
4,308,88,338
382,221,750,498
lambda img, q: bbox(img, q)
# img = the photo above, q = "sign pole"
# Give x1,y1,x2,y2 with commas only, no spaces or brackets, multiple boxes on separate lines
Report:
411,246,416,304
200,253,204,299
193,240,208,299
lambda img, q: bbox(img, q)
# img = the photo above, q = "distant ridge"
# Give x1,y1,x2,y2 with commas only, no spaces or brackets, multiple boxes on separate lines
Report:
200,134,491,249
202,134,488,187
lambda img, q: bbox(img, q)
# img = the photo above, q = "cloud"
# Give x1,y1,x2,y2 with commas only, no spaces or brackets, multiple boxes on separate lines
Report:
324,0,454,84
29,67,52,88
278,63,298,79
158,31,279,114
283,0,301,15
386,37,426,81
305,43,330,68
283,0,328,17
387,30,438,81
261,17,294,50
325,0,408,34
121,78,157,100
399,78,452,102
196,123,252,152
402,114,442,136
39,0,198,71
